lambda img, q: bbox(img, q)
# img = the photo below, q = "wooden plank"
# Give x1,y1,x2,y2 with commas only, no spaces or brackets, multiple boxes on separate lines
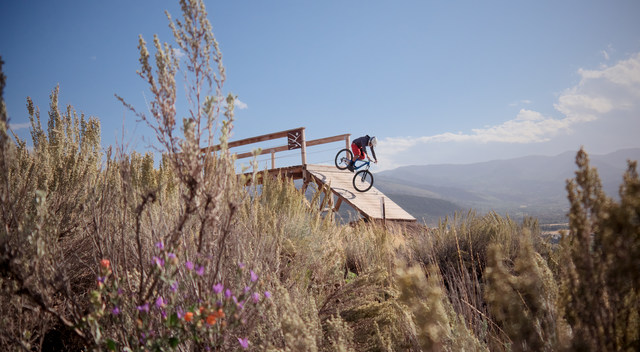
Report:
202,127,305,153
300,128,307,165
334,197,343,212
304,164,415,221
227,135,351,160
235,145,289,159
241,165,305,184
305,134,351,147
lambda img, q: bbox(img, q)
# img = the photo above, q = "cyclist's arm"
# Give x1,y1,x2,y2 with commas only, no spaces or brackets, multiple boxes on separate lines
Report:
370,146,377,162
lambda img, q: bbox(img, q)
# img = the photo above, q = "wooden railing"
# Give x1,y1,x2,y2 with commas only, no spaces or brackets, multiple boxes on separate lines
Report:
201,127,350,169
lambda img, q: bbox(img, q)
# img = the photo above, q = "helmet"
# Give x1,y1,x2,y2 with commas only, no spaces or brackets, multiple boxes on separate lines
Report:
369,136,377,147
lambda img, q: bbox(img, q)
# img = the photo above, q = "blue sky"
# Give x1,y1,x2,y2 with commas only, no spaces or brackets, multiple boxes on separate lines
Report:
1,0,639,171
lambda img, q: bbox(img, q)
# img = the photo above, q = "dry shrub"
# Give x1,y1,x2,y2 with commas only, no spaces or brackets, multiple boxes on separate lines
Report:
240,174,345,298
0,85,102,350
484,230,559,351
405,211,547,348
319,267,417,352
343,223,396,276
324,313,356,352
396,263,486,352
558,148,640,351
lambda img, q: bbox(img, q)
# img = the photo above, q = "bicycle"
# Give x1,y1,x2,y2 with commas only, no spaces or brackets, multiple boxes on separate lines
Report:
334,148,374,192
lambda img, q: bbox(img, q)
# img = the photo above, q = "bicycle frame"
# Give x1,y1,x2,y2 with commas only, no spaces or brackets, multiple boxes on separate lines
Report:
351,158,371,171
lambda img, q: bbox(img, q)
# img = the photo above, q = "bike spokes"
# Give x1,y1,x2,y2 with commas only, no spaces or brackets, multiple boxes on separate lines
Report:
334,148,353,170
353,170,374,192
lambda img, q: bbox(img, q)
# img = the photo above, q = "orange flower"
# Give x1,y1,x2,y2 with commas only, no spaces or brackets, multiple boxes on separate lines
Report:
184,312,194,322
206,314,216,326
213,308,225,318
100,259,110,269
199,306,206,314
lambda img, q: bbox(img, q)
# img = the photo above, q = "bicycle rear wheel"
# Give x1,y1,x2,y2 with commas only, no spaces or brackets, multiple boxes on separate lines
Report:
335,148,353,170
353,170,374,192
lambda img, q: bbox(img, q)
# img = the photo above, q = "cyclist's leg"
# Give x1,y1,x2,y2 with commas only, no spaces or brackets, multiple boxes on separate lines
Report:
348,144,362,171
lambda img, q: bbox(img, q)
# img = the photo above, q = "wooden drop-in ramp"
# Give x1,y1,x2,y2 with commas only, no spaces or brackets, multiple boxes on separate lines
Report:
204,127,416,223
305,165,416,222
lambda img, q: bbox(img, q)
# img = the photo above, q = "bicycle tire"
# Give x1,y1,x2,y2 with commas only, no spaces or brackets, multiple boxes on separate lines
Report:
353,170,374,192
335,148,353,170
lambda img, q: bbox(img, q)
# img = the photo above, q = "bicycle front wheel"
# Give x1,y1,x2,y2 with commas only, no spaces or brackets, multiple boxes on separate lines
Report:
335,148,353,170
353,170,374,192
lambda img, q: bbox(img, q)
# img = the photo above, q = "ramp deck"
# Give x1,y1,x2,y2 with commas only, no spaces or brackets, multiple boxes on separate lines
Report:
305,165,416,222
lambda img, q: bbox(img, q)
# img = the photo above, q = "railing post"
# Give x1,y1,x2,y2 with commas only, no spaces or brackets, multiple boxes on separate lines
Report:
271,150,276,169
300,128,307,166
345,135,350,149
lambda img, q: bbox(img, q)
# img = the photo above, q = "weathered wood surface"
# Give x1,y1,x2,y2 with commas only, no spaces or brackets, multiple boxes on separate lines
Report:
305,164,416,222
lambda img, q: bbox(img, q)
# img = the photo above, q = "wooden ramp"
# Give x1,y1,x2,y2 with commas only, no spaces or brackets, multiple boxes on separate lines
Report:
205,127,416,223
305,165,416,222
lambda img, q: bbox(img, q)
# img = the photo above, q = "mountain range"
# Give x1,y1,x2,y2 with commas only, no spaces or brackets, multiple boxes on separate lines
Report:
375,148,640,225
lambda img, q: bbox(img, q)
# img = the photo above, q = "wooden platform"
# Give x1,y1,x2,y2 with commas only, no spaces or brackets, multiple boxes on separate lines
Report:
208,127,415,223
305,165,416,222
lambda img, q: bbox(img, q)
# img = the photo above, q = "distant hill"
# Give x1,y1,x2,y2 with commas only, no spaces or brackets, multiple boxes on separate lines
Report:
377,148,640,225
382,193,464,224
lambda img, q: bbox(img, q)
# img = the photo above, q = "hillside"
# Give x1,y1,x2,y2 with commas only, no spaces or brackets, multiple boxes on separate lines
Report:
377,148,640,224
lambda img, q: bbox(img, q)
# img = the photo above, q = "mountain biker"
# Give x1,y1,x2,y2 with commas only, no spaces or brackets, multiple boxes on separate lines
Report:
348,135,378,172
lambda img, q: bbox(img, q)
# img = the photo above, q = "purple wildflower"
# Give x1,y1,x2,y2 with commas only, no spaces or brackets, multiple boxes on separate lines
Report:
155,296,165,308
111,306,121,315
233,296,244,310
213,283,224,294
152,256,164,267
195,265,205,276
176,307,184,319
137,303,150,313
264,291,272,299
244,286,251,294
97,276,106,284
237,337,249,349
252,292,260,303
185,261,194,270
170,281,178,293
225,289,233,299
250,270,258,282
155,241,164,250
238,262,245,269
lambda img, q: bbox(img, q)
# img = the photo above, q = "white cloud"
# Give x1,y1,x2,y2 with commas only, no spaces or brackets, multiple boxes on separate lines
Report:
379,52,640,169
214,96,248,110
235,98,248,110
509,99,532,107
8,122,30,131
578,53,640,87
172,47,186,60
